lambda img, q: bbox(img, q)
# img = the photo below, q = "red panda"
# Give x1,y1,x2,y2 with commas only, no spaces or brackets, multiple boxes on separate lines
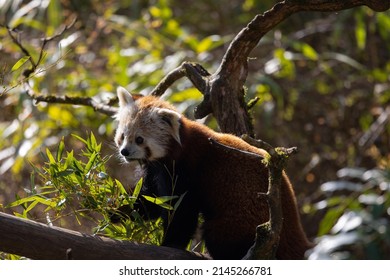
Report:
114,86,312,259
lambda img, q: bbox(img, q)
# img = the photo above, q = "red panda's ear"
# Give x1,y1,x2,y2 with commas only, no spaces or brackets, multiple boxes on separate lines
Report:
117,87,135,108
156,108,182,145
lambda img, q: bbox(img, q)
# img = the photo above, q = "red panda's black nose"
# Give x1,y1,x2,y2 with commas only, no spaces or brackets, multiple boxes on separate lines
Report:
121,148,130,157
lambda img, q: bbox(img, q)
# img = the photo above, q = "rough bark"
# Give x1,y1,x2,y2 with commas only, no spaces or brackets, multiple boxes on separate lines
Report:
0,212,208,260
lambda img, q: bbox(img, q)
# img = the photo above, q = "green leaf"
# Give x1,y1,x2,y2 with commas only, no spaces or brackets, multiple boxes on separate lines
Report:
55,169,75,178
355,12,366,50
23,200,39,215
30,172,35,192
174,192,187,211
72,158,84,174
88,132,97,150
142,195,178,210
56,137,65,162
72,134,88,145
46,148,56,164
317,206,345,236
8,196,36,208
301,44,318,61
11,56,30,72
115,179,127,196
130,178,142,198
8,195,56,208
47,0,62,35
85,151,98,174
65,151,74,168
196,35,223,53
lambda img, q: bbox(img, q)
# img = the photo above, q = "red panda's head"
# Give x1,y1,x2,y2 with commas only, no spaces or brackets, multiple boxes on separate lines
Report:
115,87,182,163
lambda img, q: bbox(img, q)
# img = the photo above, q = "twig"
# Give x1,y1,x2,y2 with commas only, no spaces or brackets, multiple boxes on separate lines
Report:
24,83,117,116
6,17,77,77
36,17,77,67
150,63,187,96
358,106,390,149
150,61,210,97
4,17,116,116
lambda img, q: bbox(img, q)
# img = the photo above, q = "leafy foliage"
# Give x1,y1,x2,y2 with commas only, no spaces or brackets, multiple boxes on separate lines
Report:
307,165,390,259
7,133,163,245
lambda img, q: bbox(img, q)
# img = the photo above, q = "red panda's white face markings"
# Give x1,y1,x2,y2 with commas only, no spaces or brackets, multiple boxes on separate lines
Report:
115,87,182,162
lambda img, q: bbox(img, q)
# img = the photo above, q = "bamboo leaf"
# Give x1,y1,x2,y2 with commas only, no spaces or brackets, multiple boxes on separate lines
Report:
85,151,98,173
8,196,37,208
56,137,65,162
47,0,62,35
196,35,223,53
71,134,88,145
89,132,97,151
301,44,318,60
142,195,178,210
11,56,31,72
46,148,56,164
174,192,187,211
55,169,75,178
132,178,143,198
317,206,346,236
23,200,39,215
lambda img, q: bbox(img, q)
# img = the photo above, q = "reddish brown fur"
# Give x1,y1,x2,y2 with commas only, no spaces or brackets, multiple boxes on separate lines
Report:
173,117,312,259
116,92,312,259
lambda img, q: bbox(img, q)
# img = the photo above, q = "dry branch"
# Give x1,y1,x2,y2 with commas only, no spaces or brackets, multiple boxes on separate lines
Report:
24,83,118,116
0,212,207,260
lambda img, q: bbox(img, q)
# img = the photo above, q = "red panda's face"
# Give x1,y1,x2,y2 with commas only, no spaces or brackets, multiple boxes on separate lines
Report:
115,87,182,163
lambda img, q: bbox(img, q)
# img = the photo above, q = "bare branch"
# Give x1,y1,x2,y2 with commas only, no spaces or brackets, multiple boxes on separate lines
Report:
36,17,77,66
150,61,210,96
6,17,77,75
3,17,117,116
6,28,37,69
150,63,187,96
24,83,117,116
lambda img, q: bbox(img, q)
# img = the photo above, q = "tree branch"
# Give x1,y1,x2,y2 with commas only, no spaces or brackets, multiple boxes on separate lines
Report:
24,83,118,116
209,136,297,259
4,17,119,116
0,212,208,260
6,17,77,77
149,0,389,136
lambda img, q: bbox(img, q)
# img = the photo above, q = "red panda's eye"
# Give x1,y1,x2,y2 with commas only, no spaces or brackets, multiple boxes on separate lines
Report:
135,136,144,145
121,133,125,141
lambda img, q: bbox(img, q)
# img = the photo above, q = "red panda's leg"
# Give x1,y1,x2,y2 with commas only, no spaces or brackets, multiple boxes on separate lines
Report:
161,191,199,249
